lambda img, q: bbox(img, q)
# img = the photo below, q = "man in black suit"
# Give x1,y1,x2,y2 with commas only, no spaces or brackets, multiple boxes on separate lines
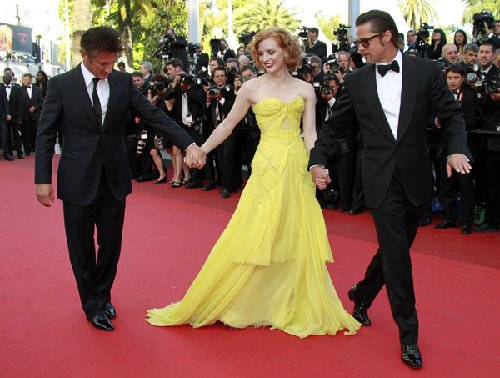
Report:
166,28,188,69
474,42,500,232
434,64,477,234
195,43,209,74
0,80,11,160
19,73,43,155
2,72,23,159
35,27,203,332
221,39,236,62
140,61,153,96
309,10,471,369
306,28,327,60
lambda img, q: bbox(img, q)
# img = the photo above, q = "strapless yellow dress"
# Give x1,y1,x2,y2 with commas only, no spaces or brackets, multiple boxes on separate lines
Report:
147,97,360,338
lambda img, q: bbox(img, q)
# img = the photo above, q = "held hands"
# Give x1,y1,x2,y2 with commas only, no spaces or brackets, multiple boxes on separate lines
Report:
184,144,207,169
447,154,472,178
311,166,331,190
36,184,54,207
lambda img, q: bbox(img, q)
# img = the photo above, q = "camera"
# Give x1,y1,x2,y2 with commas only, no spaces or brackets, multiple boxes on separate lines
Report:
153,29,176,59
321,83,333,95
325,53,340,73
312,82,321,95
418,23,434,39
298,26,308,39
473,10,495,33
149,79,165,96
298,56,313,75
436,57,449,70
467,65,499,95
227,66,239,76
136,129,148,157
334,24,351,52
238,31,256,46
208,84,220,98
188,42,200,52
210,38,222,58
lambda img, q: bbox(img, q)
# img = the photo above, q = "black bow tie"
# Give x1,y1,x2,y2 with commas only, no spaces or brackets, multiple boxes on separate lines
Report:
377,60,400,77
27,86,31,88
6,85,11,88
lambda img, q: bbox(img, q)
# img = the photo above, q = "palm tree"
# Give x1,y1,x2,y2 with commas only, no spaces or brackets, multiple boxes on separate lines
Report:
398,0,440,30
72,0,92,68
231,0,301,33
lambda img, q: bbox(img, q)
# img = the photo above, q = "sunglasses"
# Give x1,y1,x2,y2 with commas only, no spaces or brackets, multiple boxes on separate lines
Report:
354,32,385,48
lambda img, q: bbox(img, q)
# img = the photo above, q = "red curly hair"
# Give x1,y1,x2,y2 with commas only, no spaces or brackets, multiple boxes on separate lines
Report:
248,27,302,70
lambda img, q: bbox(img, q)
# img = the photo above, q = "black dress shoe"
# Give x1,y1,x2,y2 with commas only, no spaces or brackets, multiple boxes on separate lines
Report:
338,208,351,213
87,314,114,331
185,182,203,189
461,225,472,234
202,184,214,191
347,285,371,326
434,220,457,229
215,183,223,189
221,189,230,199
105,303,116,319
348,208,363,215
321,202,337,210
17,153,24,159
401,344,422,369
418,218,431,227
25,150,31,156
4,153,13,161
474,223,500,232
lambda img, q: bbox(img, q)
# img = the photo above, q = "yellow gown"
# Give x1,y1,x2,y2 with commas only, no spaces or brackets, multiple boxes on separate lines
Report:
147,96,361,338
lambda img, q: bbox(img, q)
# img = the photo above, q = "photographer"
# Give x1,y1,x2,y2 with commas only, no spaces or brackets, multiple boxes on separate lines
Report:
164,28,188,68
221,39,236,62
164,72,210,189
238,55,250,71
441,43,458,65
226,58,241,85
433,65,477,234
415,24,431,58
462,43,478,68
140,61,153,96
195,43,209,74
205,67,237,198
429,29,447,60
471,11,500,49
473,42,500,232
305,27,327,59
209,57,225,78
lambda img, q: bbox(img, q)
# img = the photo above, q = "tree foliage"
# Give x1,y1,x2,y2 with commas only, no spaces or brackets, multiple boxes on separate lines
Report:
315,11,344,44
462,1,500,25
398,0,440,30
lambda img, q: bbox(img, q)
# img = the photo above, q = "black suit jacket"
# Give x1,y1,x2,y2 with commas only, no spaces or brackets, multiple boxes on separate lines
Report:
479,65,500,151
310,54,469,208
35,64,194,206
19,85,43,121
206,84,236,128
6,85,21,121
0,83,10,120
164,84,206,126
306,40,327,59
196,53,210,74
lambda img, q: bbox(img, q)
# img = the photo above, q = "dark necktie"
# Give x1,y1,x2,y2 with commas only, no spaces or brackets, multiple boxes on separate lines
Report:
92,78,102,127
377,60,400,77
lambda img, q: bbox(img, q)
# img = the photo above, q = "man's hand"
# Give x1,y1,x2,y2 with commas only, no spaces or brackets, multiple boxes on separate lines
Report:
185,144,206,169
29,106,36,113
333,70,344,84
6,115,11,121
216,92,223,101
36,184,54,207
311,166,331,190
447,154,472,178
234,78,242,92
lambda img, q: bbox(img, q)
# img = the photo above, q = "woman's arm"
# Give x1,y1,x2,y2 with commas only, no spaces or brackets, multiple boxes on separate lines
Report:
301,84,318,154
201,85,252,154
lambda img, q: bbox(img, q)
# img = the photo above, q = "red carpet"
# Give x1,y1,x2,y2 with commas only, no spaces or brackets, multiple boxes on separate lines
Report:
1,156,499,377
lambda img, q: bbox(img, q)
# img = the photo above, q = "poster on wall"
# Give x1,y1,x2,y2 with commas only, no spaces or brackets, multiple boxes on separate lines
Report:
0,23,32,53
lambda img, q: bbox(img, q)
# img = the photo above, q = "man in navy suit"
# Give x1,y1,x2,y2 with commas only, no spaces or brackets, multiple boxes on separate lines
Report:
310,10,471,369
35,27,204,331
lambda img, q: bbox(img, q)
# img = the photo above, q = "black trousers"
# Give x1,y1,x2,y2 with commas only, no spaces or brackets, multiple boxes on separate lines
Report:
333,148,356,211
216,129,239,191
0,119,8,153
439,159,475,226
355,167,424,345
9,121,23,154
63,169,126,318
185,126,215,185
485,150,500,225
20,118,33,152
351,146,365,211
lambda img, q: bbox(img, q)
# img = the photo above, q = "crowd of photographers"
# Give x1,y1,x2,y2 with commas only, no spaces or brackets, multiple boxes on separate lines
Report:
124,17,500,233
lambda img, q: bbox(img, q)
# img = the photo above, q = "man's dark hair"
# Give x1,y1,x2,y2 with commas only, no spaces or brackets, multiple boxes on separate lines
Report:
226,58,238,64
211,57,225,67
22,72,33,79
480,42,495,52
356,10,404,50
117,62,126,68
151,74,166,82
308,28,319,36
131,71,143,79
446,64,465,77
213,67,227,76
80,27,123,58
240,64,256,74
166,58,183,70
3,67,14,76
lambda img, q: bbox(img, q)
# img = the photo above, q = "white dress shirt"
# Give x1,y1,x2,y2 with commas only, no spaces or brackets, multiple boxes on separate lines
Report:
375,50,403,140
325,97,337,121
181,92,192,126
5,85,12,100
81,62,109,125
26,85,32,99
